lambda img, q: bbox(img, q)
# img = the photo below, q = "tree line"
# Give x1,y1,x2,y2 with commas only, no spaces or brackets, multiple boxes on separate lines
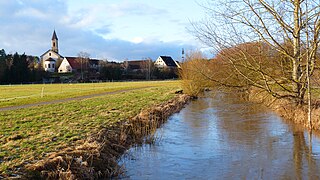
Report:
0,49,44,84
0,49,178,84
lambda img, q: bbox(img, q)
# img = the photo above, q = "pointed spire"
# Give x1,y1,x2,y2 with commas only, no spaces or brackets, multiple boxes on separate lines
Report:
52,30,58,40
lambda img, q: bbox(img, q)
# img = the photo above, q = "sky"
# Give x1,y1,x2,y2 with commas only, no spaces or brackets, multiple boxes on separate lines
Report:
0,0,209,61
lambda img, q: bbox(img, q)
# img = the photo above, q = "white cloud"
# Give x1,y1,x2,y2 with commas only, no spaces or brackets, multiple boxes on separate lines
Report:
131,37,144,44
14,7,47,19
107,1,165,18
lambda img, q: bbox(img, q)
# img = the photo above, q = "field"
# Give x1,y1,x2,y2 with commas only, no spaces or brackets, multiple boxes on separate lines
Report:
0,81,181,176
0,81,177,108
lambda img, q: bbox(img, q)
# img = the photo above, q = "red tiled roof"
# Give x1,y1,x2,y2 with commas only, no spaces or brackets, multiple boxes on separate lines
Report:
65,57,85,70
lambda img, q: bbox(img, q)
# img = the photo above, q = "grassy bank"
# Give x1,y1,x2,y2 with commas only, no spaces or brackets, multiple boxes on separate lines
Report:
0,81,182,178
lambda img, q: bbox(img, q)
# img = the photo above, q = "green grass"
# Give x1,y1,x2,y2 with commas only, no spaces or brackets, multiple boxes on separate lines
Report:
0,81,181,175
0,81,176,108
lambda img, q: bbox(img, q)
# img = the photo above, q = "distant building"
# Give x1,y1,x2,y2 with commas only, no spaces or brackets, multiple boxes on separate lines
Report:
58,57,78,73
123,59,152,72
154,56,180,68
40,30,64,72
58,57,100,73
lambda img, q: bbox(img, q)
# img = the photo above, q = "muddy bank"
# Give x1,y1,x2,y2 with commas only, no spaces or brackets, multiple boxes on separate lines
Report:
23,94,190,179
247,88,320,130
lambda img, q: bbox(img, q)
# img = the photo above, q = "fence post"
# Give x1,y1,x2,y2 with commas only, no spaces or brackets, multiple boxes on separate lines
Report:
41,87,44,98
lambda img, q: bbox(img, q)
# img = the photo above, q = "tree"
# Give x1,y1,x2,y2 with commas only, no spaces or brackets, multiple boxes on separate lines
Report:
191,0,320,105
9,53,30,83
179,50,212,96
77,51,90,81
141,58,154,80
0,49,8,83
99,61,122,80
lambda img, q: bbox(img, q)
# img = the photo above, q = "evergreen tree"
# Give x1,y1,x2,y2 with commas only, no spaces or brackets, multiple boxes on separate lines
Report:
0,49,8,83
10,53,30,83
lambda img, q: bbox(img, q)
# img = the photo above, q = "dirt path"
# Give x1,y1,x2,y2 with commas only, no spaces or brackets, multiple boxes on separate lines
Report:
0,87,151,112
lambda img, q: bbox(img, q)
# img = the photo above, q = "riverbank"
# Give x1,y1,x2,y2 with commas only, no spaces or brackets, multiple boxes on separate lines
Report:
247,88,320,130
0,81,184,178
23,94,190,179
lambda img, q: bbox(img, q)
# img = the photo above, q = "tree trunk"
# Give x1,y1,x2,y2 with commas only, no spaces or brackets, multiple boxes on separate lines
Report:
293,0,303,104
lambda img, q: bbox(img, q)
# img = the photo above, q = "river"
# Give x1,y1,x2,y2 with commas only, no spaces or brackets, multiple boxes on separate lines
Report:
118,92,320,179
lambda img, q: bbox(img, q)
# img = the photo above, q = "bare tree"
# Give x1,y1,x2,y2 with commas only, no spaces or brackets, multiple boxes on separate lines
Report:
141,58,153,80
77,51,90,81
191,0,320,106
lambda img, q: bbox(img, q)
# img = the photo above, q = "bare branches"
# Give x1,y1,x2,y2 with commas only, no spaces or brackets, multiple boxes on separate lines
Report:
187,0,320,103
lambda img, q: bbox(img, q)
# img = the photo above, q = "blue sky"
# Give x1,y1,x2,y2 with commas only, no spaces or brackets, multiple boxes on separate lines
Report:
0,0,208,61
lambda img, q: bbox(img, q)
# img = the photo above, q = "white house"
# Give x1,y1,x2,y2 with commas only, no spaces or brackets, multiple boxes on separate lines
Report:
154,56,180,68
58,57,73,73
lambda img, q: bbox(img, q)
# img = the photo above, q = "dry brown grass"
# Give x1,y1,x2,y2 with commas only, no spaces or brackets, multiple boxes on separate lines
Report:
248,88,320,130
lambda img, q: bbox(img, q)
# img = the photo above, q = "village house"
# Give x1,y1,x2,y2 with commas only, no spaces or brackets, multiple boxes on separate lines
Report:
154,56,181,68
123,59,152,72
122,59,153,79
58,57,100,73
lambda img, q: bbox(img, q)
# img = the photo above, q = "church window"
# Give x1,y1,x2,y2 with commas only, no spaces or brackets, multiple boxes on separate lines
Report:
52,64,55,68
53,42,55,47
48,64,51,68
49,53,51,56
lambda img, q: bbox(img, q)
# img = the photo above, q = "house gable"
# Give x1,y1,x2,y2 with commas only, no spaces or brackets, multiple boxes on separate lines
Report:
40,50,63,61
155,56,177,68
58,58,72,73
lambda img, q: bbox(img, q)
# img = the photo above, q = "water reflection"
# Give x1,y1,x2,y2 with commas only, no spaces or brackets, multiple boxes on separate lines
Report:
119,91,320,179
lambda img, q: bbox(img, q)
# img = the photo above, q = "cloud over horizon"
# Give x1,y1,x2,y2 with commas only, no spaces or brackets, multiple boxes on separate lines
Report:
0,0,205,61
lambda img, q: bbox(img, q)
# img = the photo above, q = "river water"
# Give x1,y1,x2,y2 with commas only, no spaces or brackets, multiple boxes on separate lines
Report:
119,92,320,179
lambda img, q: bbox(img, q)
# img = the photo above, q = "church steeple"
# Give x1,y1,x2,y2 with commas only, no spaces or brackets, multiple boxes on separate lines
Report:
51,30,59,53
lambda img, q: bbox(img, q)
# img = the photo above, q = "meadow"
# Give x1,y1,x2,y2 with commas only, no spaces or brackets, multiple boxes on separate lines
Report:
0,81,175,108
0,81,181,176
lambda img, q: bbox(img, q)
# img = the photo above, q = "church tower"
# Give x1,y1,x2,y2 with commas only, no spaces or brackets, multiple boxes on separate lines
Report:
51,30,59,53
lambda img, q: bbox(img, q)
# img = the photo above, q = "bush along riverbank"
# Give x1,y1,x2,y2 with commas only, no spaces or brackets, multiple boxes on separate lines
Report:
247,88,320,131
24,94,190,179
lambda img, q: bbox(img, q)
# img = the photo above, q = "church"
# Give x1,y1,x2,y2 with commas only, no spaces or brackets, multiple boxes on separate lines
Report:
40,30,101,78
40,30,64,72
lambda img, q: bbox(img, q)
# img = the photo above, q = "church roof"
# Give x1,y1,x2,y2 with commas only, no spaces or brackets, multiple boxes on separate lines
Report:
65,57,83,69
52,30,58,40
45,58,56,62
40,49,63,59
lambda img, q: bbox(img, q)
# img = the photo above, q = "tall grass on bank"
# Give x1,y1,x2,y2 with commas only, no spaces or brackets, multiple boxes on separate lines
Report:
0,82,180,177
